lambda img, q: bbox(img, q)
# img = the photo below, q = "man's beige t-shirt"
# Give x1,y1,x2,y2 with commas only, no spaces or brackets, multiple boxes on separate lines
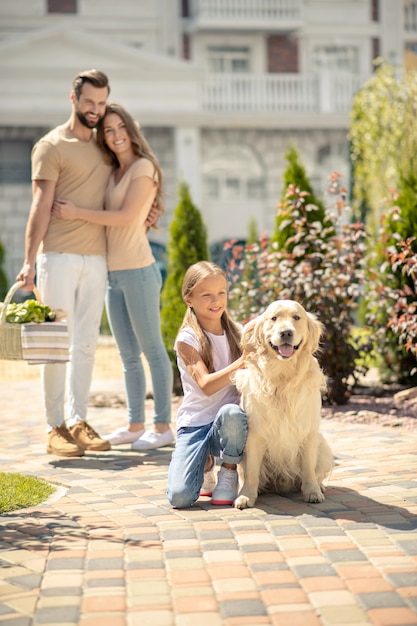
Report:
32,125,112,256
105,158,157,272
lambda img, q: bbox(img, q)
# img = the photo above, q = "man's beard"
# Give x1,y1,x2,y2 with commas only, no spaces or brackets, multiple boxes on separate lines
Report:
76,110,101,129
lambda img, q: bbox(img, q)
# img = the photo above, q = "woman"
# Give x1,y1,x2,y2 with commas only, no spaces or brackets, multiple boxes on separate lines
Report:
52,103,173,451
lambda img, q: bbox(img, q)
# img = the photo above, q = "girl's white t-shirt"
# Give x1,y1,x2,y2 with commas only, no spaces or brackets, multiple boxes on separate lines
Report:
175,327,240,429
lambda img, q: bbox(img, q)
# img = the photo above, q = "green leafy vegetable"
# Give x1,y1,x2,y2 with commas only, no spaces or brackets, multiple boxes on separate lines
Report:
5,300,55,324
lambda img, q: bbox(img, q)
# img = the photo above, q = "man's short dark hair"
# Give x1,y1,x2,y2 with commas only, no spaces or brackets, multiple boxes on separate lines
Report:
72,69,110,99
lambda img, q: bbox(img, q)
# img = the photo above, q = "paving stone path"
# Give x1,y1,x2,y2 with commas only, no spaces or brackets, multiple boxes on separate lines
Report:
1,379,417,626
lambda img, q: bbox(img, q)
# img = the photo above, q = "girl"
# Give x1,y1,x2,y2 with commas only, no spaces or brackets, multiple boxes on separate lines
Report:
52,103,173,451
166,261,248,508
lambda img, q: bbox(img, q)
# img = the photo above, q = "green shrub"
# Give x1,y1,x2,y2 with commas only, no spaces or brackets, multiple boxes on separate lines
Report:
160,182,209,391
365,201,417,382
227,176,371,405
271,145,334,251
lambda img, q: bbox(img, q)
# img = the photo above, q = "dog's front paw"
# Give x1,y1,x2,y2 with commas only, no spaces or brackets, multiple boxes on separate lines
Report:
303,489,325,503
234,494,255,509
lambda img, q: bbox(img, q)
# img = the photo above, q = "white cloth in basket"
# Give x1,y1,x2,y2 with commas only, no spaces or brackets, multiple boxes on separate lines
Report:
21,322,70,364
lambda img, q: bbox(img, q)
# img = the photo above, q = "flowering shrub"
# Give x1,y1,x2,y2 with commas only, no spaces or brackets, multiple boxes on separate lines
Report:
365,218,417,379
388,238,417,361
226,176,371,405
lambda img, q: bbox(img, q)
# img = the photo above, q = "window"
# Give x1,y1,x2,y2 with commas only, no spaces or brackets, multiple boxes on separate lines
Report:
312,46,358,73
207,46,250,73
0,140,31,184
202,145,265,201
48,0,77,14
204,177,220,198
247,178,265,199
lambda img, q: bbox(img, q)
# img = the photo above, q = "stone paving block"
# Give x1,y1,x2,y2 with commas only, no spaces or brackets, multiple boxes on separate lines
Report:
219,598,268,618
0,618,32,626
269,609,322,626
5,574,42,590
385,571,417,587
356,591,408,610
308,590,357,608
318,604,369,624
33,605,80,623
174,612,221,626
292,564,338,578
367,606,417,625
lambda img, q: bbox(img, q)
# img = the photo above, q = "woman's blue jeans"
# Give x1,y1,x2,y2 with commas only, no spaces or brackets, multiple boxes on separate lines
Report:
166,403,248,508
106,264,173,425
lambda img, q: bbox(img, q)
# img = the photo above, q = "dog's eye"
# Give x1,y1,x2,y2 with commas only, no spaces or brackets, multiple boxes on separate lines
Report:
293,315,300,321
271,316,277,321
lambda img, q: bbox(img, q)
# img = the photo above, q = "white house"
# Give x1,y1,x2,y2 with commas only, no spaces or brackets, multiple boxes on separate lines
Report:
0,0,413,283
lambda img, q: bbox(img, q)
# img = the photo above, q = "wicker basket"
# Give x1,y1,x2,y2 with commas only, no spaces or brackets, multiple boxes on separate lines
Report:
0,282,41,360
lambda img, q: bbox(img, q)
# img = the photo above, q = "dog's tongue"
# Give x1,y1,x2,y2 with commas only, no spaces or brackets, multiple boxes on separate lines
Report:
278,343,294,358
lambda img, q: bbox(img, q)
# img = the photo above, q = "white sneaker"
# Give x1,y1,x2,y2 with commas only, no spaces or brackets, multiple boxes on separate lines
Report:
200,455,216,497
211,467,238,505
103,427,144,445
131,428,174,451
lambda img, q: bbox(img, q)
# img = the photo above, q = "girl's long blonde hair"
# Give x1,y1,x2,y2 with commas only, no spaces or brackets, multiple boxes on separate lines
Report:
96,102,165,226
179,261,242,372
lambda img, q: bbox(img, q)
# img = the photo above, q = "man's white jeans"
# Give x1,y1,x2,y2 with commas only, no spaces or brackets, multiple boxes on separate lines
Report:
36,252,107,430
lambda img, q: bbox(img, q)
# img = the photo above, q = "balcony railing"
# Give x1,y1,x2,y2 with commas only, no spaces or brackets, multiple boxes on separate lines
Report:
203,73,367,115
191,0,302,22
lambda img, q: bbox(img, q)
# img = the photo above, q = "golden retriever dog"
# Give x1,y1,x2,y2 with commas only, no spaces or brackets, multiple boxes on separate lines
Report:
233,299,334,509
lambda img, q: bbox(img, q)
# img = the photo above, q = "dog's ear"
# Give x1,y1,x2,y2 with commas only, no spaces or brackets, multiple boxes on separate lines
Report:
305,312,324,354
241,314,263,354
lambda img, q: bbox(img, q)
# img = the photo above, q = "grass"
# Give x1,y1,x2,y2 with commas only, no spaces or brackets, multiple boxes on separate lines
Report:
0,472,56,514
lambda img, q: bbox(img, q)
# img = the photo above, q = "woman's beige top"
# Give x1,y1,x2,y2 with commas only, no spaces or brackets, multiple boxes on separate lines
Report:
105,157,157,272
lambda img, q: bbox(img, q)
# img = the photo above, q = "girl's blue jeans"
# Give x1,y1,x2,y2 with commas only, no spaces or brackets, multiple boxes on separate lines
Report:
106,263,173,425
166,403,248,508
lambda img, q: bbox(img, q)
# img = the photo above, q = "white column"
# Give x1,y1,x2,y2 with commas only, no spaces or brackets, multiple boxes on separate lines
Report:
379,0,402,69
174,127,202,207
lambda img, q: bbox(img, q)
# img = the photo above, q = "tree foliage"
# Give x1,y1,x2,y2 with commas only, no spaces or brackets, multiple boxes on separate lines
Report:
160,181,209,388
350,61,417,382
350,62,417,229
271,145,334,250
365,198,417,383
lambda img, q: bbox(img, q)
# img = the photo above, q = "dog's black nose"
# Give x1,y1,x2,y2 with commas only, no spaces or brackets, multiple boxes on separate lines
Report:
279,329,294,342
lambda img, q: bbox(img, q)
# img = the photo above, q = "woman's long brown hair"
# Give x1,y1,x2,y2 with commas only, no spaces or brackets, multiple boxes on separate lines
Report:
96,102,165,225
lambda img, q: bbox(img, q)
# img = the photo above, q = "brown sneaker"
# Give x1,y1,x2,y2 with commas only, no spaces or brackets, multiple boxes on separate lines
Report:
47,425,85,457
69,420,111,451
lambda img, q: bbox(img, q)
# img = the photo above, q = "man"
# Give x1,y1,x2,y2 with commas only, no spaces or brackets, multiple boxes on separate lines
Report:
16,69,113,457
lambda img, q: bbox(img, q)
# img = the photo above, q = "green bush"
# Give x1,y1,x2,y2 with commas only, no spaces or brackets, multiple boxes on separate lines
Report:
271,145,334,251
364,201,417,382
350,61,417,384
160,181,209,391
227,176,371,405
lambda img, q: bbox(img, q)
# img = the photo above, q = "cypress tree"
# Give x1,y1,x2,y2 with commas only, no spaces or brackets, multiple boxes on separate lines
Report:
271,145,334,250
160,181,209,391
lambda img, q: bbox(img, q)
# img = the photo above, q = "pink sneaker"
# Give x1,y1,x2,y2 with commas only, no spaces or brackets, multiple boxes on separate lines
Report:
200,455,216,497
